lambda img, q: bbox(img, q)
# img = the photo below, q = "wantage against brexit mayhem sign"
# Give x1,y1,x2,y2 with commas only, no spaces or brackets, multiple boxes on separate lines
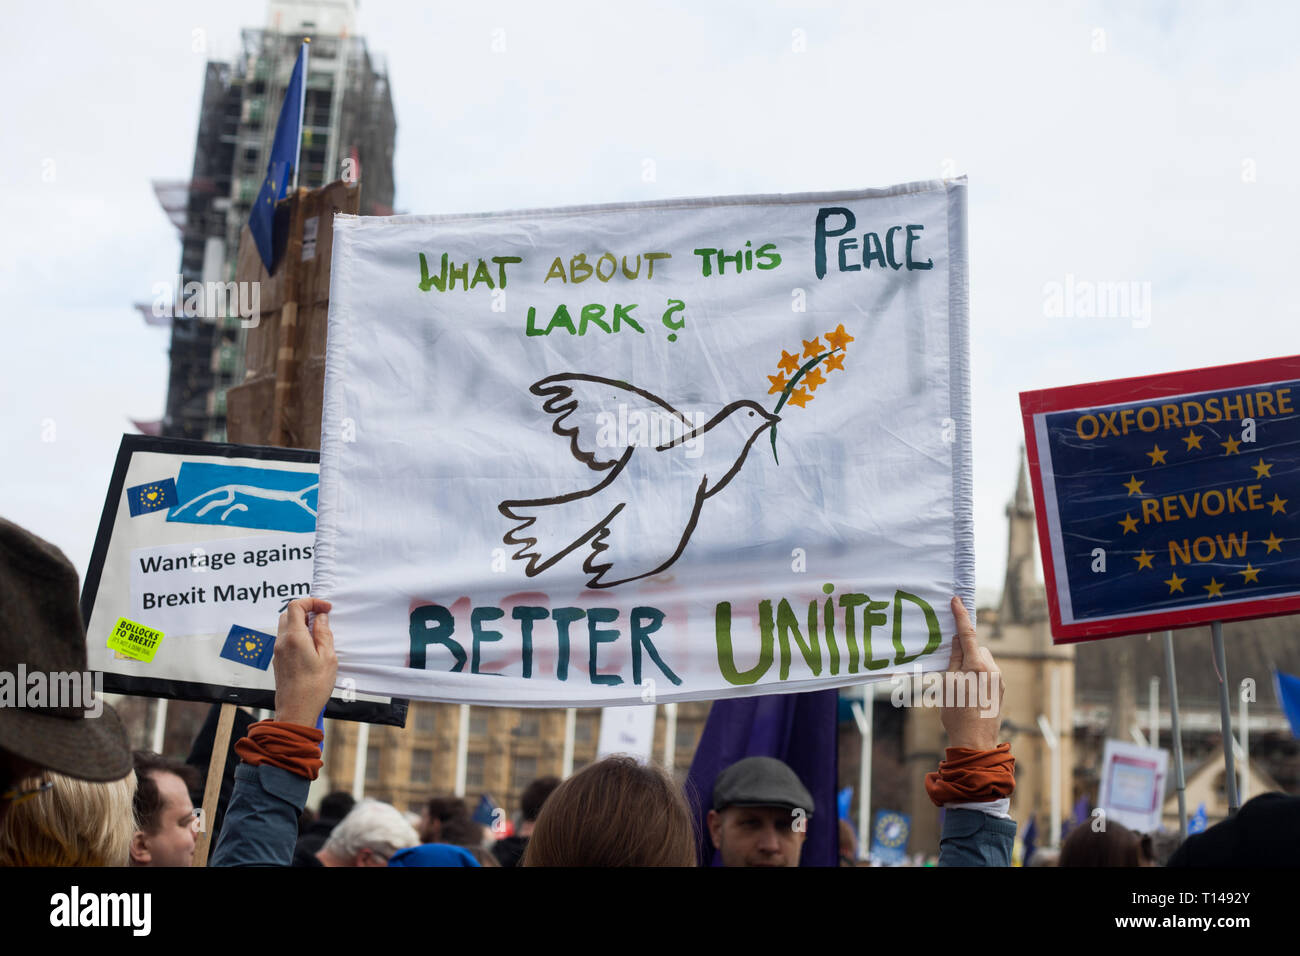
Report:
314,179,973,706
1022,355,1300,643
81,435,405,723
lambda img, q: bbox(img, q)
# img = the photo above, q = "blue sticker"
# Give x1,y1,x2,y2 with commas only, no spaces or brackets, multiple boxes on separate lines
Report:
167,462,317,533
220,625,277,670
126,478,178,517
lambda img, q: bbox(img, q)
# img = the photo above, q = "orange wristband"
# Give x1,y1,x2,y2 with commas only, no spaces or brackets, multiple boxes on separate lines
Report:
234,720,325,781
924,743,1016,806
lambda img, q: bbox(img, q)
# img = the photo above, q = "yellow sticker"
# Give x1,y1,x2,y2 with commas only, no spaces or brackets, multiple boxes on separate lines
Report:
107,617,164,662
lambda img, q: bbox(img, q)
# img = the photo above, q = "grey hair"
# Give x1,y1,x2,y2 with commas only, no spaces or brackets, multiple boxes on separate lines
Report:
321,799,420,862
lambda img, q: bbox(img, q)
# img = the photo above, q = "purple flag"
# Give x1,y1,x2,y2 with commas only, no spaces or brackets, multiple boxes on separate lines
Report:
684,689,839,867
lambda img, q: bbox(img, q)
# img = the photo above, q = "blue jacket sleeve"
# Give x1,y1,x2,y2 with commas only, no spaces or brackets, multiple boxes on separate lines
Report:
937,808,1016,867
210,763,309,867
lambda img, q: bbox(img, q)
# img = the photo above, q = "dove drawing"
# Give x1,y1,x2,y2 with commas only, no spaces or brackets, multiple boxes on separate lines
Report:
500,373,780,588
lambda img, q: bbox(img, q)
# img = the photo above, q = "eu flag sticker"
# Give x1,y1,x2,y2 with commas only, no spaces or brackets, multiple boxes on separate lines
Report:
220,625,276,670
126,478,177,517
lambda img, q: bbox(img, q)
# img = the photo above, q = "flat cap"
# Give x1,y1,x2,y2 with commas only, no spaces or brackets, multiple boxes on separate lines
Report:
712,756,814,814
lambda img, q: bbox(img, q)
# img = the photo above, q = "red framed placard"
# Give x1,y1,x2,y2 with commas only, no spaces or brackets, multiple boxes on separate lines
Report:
1020,354,1300,644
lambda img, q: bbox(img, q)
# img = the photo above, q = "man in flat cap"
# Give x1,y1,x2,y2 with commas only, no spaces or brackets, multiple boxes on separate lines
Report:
707,756,814,867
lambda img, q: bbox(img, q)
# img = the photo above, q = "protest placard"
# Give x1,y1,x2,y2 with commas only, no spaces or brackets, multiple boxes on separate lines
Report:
315,179,972,706
82,434,405,724
1098,739,1170,834
1021,355,1300,642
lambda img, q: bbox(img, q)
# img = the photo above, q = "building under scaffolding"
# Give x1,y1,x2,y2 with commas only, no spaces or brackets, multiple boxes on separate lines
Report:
160,0,395,441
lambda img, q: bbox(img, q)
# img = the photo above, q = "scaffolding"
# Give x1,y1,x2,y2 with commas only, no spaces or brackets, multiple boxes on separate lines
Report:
160,16,395,443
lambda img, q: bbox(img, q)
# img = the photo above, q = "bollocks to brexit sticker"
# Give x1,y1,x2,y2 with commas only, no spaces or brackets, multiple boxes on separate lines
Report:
107,617,164,662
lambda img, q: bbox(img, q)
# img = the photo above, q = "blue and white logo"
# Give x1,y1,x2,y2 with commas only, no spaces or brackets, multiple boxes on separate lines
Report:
167,462,318,533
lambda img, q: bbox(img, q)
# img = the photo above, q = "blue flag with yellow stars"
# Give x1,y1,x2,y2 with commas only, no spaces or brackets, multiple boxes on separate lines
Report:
870,810,910,865
1041,381,1299,622
126,478,177,517
248,42,308,273
220,624,277,670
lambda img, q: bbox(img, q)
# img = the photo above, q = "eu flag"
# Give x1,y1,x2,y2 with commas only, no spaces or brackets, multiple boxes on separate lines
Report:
1276,670,1300,739
220,624,277,670
249,42,308,273
127,478,177,516
472,794,498,828
870,810,911,865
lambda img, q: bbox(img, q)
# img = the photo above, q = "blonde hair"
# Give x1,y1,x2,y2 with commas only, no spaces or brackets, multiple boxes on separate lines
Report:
0,771,136,867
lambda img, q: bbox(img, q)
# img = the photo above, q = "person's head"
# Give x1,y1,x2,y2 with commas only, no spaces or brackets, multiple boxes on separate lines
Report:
130,752,200,867
522,756,696,867
439,812,488,848
0,770,136,866
317,790,356,825
318,799,419,866
706,756,814,868
1058,819,1148,866
0,519,131,825
518,775,561,837
418,794,469,844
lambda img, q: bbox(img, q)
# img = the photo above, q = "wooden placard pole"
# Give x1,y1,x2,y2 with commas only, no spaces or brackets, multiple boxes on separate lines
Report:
191,702,236,867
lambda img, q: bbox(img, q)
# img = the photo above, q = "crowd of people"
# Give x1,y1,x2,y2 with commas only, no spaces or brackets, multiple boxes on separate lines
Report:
1,514,1294,867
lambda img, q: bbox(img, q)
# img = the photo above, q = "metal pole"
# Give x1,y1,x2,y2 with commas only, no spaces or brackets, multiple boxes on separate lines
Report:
1239,692,1249,804
1036,712,1059,846
1210,621,1239,814
454,704,470,797
852,683,872,862
663,702,678,776
1051,668,1062,849
1148,675,1159,749
562,708,576,778
350,719,369,800
1163,631,1188,839
292,40,308,191
150,697,168,754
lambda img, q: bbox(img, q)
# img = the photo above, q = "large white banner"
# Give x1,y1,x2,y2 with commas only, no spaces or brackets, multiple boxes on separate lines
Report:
315,179,972,706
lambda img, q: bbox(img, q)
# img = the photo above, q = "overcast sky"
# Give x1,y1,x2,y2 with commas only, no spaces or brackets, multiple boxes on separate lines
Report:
1,0,1296,607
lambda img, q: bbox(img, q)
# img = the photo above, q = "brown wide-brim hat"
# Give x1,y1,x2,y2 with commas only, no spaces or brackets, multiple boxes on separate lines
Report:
0,516,131,781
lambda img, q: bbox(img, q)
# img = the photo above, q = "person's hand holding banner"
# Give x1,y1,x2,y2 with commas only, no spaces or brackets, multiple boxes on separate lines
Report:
273,599,337,728
940,596,1003,751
